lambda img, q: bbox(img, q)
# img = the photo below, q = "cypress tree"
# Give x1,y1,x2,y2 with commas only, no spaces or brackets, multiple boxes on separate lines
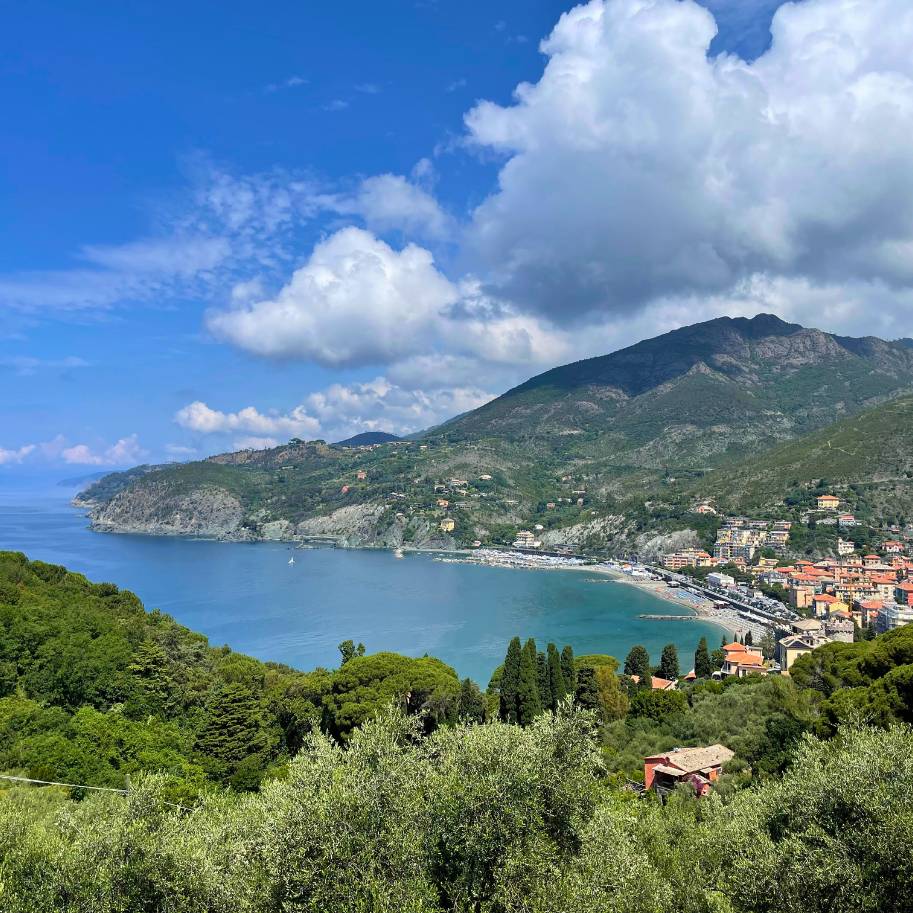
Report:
574,666,599,711
694,637,712,678
499,637,522,723
745,630,754,647
624,645,650,680
536,651,550,709
658,643,680,680
517,638,542,725
561,645,576,694
547,643,566,710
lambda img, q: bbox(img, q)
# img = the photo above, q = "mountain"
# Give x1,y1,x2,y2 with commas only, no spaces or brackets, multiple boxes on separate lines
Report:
334,431,402,447
77,314,913,551
441,313,913,466
693,394,913,522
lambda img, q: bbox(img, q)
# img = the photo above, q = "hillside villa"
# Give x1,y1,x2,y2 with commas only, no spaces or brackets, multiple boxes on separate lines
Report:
644,744,735,797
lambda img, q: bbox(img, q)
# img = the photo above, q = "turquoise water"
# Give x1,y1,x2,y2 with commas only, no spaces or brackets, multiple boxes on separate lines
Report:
0,480,725,684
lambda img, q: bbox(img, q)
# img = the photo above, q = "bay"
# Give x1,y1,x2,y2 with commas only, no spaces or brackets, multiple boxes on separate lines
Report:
0,479,725,684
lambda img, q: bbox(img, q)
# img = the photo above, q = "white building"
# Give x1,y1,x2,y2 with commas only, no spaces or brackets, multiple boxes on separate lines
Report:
875,602,913,634
708,572,737,589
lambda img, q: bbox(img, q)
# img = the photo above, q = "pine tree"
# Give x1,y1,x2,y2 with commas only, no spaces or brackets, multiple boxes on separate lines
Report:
458,678,486,723
624,645,651,680
694,637,712,678
658,643,680,681
546,643,566,710
561,645,576,694
499,637,522,724
517,638,542,725
574,666,600,711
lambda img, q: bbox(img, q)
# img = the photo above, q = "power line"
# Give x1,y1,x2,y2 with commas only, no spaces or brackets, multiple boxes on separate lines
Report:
0,773,194,812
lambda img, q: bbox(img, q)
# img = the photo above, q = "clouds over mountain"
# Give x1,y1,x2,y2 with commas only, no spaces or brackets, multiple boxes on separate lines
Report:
463,0,913,323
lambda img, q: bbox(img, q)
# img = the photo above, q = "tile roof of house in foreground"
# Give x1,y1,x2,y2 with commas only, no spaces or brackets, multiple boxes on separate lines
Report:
646,744,735,773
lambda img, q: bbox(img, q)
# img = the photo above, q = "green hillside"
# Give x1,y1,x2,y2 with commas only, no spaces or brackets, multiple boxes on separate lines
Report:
78,314,913,551
694,395,913,523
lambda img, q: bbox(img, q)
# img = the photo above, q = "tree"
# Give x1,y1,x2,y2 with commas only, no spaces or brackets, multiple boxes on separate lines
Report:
458,678,486,723
338,640,365,665
573,666,600,712
628,688,688,722
499,637,521,724
760,630,777,660
517,638,542,725
658,643,680,681
194,683,273,788
547,643,566,710
594,666,629,721
694,637,712,678
323,652,461,740
745,630,754,647
623,645,650,680
536,651,550,709
561,645,576,694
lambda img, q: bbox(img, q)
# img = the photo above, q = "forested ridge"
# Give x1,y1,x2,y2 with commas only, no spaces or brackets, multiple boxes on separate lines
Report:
2,550,913,911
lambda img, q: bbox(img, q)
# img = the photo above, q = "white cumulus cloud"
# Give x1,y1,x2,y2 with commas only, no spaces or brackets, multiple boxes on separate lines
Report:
60,435,147,466
462,0,913,326
174,401,321,438
0,444,36,466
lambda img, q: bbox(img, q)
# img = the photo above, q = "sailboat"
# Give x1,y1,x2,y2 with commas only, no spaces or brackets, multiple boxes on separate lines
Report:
288,556,295,566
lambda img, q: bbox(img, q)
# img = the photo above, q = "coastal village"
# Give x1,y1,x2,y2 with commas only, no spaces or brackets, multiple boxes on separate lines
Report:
659,492,913,675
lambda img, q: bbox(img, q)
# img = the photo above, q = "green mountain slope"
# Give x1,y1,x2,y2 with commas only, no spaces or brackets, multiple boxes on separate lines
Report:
693,394,913,522
78,314,913,550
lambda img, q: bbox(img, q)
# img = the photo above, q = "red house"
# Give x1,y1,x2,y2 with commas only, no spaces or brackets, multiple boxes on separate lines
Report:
643,744,735,797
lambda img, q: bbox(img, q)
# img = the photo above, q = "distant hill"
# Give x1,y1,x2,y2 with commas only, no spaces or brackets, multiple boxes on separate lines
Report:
334,431,402,447
57,470,109,489
77,314,913,553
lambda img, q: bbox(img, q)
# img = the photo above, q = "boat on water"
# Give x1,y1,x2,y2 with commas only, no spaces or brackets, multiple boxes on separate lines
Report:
288,556,295,566
393,548,405,559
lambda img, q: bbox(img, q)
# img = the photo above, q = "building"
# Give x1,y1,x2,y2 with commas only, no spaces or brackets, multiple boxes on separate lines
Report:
630,675,677,691
356,470,367,481
817,494,840,510
512,530,537,549
720,643,767,677
825,615,855,643
838,514,858,528
694,503,717,515
436,499,450,508
708,572,736,589
875,602,913,633
896,583,913,607
663,549,713,570
837,538,856,556
644,745,735,797
439,518,455,533
778,618,829,671
883,540,906,555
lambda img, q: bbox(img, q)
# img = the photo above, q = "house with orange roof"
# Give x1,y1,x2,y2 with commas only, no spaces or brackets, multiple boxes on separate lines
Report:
857,599,882,627
896,582,913,607
644,744,734,797
884,540,906,555
817,494,840,510
721,645,767,678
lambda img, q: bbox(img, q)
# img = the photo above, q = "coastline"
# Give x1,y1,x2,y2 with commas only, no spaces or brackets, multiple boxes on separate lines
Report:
587,564,749,639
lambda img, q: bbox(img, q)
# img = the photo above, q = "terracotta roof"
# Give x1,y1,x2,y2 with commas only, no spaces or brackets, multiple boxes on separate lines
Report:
646,744,735,773
731,653,765,667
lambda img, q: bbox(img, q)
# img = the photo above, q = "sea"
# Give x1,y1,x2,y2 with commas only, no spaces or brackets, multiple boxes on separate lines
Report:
0,477,724,684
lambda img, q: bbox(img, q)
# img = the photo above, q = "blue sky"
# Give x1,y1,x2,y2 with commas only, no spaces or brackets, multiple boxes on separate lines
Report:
4,0,913,471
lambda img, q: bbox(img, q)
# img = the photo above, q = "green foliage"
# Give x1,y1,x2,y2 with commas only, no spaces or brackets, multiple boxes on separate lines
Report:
561,645,576,694
546,642,567,711
499,637,521,724
790,624,913,734
628,688,688,722
623,645,650,679
457,678,486,723
694,637,712,679
658,643,680,680
517,638,542,725
322,652,461,741
1,710,911,913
